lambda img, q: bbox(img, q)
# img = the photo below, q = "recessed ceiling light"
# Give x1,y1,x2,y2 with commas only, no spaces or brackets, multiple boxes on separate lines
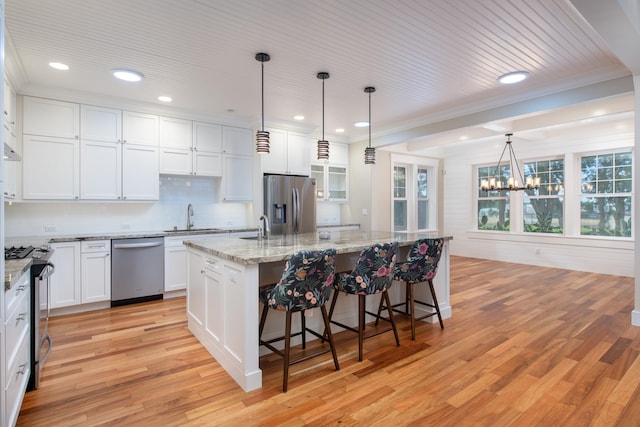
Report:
497,71,529,84
112,69,144,82
49,62,69,71
294,115,304,121
354,121,369,127
158,96,172,102
335,128,345,133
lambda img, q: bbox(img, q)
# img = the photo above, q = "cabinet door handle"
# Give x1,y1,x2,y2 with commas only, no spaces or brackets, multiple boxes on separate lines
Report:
17,312,27,321
17,364,27,375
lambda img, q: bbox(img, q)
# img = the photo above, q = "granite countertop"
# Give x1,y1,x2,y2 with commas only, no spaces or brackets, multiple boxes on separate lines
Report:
184,230,452,265
46,227,258,243
5,258,32,291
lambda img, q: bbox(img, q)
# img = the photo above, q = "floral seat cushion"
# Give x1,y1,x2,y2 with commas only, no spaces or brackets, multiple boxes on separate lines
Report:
259,249,336,312
334,242,398,295
393,238,444,284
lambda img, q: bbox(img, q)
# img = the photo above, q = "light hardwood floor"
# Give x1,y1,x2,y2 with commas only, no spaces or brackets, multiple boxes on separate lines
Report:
17,256,640,426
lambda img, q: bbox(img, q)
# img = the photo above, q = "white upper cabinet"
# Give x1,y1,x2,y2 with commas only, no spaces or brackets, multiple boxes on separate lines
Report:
80,105,122,142
261,128,311,175
23,96,80,139
310,141,349,202
23,135,80,199
122,144,159,200
193,121,223,152
122,111,158,146
159,116,192,149
4,77,17,149
222,126,253,156
80,140,122,200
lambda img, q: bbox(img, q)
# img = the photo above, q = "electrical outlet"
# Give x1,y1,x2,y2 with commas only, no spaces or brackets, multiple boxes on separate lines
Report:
362,208,368,216
45,225,57,232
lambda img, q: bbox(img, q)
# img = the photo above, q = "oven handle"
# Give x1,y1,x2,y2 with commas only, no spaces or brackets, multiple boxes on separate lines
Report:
39,334,53,366
38,262,55,280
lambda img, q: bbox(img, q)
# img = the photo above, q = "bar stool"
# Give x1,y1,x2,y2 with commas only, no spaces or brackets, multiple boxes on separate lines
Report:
328,242,399,362
258,248,339,392
378,238,444,340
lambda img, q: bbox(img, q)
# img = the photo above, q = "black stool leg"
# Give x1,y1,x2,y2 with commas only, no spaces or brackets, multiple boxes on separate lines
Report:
358,295,365,361
283,311,293,392
408,282,416,340
383,290,400,346
301,311,306,349
429,280,444,329
320,305,340,371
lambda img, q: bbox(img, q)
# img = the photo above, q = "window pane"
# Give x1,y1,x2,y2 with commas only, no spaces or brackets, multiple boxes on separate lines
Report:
394,166,406,198
478,199,510,231
580,196,632,237
394,200,407,231
581,151,632,195
417,168,428,198
418,200,428,229
524,198,564,233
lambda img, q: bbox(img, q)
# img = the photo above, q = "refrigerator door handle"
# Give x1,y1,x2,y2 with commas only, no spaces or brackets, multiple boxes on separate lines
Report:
293,188,300,233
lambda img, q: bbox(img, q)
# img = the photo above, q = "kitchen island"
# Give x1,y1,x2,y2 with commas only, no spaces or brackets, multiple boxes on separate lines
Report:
184,230,452,391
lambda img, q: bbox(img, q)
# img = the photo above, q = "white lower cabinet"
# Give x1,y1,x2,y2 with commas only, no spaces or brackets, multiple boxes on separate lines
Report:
164,237,189,293
50,240,111,309
4,270,31,427
49,242,82,308
80,241,111,303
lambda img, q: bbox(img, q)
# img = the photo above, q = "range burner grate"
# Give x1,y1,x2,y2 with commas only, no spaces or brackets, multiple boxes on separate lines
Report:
5,246,35,260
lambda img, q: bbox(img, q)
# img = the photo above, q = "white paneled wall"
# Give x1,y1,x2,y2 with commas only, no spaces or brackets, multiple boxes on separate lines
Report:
4,176,251,239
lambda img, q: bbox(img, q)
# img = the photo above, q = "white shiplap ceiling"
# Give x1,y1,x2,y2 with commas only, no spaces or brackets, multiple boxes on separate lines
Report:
3,0,634,146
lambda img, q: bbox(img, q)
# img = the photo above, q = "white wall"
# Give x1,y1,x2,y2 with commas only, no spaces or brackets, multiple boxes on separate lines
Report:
4,175,251,240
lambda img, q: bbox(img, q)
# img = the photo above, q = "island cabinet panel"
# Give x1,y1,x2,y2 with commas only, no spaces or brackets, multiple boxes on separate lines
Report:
203,257,223,343
186,249,261,391
187,251,204,327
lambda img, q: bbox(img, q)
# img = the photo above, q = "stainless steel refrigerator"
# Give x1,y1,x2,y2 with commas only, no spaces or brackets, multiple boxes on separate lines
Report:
264,174,317,235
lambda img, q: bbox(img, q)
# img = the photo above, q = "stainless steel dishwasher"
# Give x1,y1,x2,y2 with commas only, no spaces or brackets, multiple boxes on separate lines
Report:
111,237,164,306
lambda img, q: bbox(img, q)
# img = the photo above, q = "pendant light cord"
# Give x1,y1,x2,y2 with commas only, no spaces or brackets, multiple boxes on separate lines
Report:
322,78,325,141
261,61,265,132
368,91,372,148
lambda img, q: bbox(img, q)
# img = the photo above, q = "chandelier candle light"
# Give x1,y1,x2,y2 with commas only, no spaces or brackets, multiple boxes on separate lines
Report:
255,52,271,154
481,133,540,192
317,72,330,160
364,86,376,165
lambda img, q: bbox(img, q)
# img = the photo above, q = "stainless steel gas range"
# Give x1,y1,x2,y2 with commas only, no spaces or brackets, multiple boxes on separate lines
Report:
5,245,55,390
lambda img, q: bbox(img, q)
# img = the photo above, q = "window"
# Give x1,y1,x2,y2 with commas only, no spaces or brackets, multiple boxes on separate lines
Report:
523,159,564,233
393,165,408,231
477,164,510,231
392,155,438,232
580,151,632,237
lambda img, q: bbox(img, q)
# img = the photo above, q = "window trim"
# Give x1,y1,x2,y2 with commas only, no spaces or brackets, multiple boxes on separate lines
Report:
391,154,439,232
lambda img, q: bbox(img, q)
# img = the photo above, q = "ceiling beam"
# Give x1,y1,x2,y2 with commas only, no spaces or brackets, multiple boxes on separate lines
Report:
378,76,633,148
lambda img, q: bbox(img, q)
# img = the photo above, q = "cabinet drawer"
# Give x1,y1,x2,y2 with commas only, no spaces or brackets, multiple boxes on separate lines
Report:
5,289,30,368
81,240,111,253
5,272,30,314
5,334,30,427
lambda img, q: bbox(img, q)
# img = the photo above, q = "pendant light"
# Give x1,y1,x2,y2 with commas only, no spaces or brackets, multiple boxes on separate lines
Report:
317,72,330,160
255,52,270,154
364,86,376,165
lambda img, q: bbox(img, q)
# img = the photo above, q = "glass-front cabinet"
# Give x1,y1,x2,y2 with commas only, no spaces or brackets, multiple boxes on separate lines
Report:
311,163,348,202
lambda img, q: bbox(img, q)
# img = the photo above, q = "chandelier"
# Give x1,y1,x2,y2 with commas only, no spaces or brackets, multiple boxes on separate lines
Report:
481,133,540,192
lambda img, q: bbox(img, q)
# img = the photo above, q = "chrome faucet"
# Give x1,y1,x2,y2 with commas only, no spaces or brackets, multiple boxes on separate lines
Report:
258,214,271,239
187,203,194,231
